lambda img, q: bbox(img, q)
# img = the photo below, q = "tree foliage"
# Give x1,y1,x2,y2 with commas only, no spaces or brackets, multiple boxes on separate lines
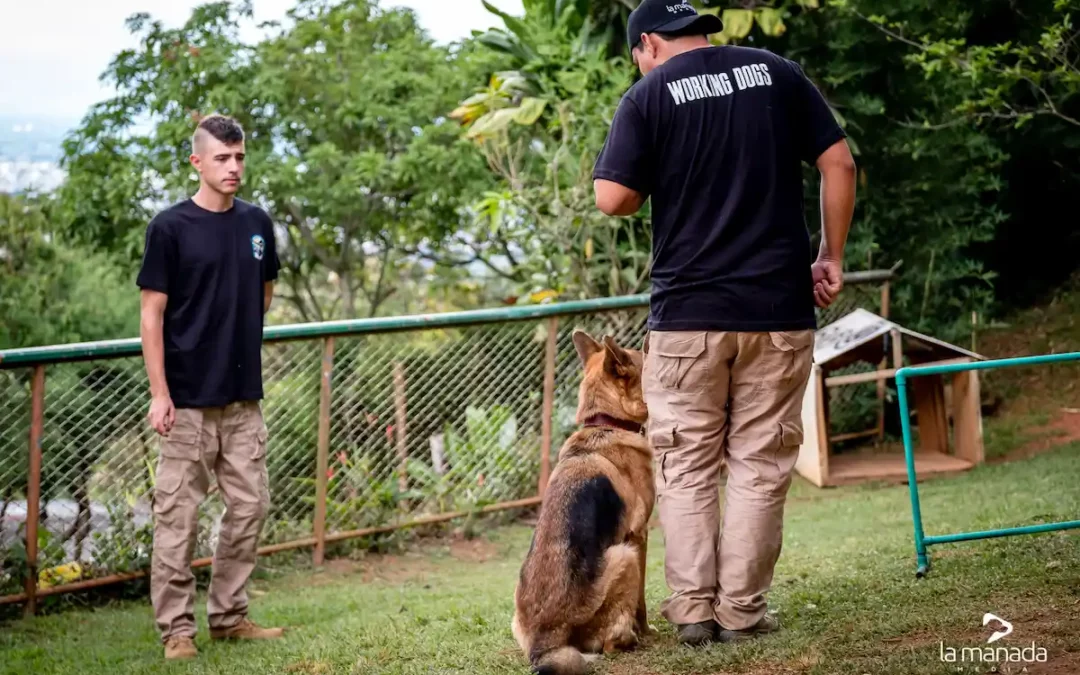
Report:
0,193,138,350
0,0,1076,349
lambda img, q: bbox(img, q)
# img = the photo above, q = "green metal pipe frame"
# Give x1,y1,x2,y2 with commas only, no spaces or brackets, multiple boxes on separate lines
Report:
0,270,895,370
0,294,653,369
896,351,1080,578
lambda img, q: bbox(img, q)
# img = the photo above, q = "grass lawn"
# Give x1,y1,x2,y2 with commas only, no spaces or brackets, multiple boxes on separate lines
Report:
2,441,1078,675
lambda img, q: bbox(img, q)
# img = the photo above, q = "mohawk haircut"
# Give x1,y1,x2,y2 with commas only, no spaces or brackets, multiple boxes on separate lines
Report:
192,114,245,154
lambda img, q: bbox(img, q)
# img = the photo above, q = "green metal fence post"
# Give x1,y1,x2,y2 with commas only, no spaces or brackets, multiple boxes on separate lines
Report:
897,369,930,578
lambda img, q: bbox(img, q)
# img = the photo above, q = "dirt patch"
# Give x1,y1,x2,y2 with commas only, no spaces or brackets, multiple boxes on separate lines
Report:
305,553,438,587
1025,650,1080,675
1005,606,1080,642
604,662,659,675
879,629,943,650
303,533,506,587
990,409,1080,464
448,537,498,562
356,554,438,584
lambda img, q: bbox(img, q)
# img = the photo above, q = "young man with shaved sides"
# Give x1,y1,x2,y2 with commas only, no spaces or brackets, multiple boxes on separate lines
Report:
593,0,857,648
137,114,284,660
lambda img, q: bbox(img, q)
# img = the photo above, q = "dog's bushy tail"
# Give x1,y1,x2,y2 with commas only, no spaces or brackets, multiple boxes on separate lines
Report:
532,646,588,675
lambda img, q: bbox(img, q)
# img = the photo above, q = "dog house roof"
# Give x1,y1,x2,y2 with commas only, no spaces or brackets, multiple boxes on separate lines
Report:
814,308,985,370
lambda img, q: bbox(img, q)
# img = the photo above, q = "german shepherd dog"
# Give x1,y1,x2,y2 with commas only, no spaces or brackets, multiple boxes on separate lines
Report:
511,331,655,674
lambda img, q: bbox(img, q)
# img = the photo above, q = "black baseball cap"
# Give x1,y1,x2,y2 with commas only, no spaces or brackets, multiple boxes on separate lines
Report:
627,0,724,53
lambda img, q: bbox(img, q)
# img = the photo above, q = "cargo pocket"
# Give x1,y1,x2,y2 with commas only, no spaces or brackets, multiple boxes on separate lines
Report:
252,425,268,461
768,331,815,384
771,420,805,485
153,429,201,514
252,425,271,512
649,425,677,492
648,332,709,393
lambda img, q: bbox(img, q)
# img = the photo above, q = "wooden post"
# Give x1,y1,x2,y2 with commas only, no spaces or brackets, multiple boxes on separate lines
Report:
952,370,985,465
539,317,558,497
313,337,335,567
392,362,409,505
24,365,45,616
876,281,892,441
795,364,829,487
890,329,903,370
913,375,950,455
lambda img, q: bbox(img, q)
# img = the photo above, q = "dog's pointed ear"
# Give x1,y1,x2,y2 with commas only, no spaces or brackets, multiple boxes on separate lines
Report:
602,335,632,377
573,330,602,367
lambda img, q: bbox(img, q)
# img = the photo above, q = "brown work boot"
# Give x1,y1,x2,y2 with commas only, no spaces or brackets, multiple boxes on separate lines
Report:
164,636,198,660
210,617,285,641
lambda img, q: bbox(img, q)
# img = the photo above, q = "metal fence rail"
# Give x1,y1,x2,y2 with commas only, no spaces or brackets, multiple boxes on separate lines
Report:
0,274,889,613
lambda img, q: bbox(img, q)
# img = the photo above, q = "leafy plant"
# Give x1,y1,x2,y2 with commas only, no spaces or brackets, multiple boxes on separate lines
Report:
88,500,154,576
405,405,537,513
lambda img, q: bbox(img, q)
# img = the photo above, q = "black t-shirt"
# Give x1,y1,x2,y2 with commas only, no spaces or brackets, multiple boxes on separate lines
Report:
593,45,846,332
136,198,280,409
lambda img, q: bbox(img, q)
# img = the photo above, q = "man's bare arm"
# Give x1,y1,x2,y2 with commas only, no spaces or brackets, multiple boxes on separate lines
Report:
264,282,274,315
810,139,857,308
141,290,169,398
816,139,857,263
141,290,174,435
594,179,646,217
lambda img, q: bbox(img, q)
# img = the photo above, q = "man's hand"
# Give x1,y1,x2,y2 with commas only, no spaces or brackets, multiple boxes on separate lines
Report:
812,256,844,309
149,394,176,436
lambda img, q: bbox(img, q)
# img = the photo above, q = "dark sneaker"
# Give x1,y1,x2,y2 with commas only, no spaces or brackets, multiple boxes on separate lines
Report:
716,613,780,643
677,620,718,646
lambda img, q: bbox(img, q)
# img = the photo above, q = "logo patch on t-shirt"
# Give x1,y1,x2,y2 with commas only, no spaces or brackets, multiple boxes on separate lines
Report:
251,234,265,261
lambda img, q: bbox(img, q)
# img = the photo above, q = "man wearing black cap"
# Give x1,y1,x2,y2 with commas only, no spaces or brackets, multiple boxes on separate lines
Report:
593,0,856,648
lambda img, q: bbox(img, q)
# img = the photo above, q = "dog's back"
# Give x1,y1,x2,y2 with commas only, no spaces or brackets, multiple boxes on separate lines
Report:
512,332,654,674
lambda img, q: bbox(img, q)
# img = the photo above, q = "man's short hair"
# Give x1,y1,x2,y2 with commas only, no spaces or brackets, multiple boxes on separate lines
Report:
192,114,244,153
631,30,707,53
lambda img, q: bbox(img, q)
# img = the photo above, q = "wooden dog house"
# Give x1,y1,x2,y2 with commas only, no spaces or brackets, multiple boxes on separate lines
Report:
796,309,986,487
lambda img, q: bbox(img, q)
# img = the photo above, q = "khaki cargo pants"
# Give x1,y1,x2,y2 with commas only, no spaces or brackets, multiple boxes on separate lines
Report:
150,401,271,641
643,330,814,631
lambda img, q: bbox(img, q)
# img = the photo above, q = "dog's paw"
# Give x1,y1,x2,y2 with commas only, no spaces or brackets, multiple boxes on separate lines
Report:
634,620,657,638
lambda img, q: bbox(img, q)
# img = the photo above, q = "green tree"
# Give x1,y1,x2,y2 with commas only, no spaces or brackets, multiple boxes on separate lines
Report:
0,192,138,350
831,0,1080,308
847,0,1080,130
449,0,653,302
56,0,504,321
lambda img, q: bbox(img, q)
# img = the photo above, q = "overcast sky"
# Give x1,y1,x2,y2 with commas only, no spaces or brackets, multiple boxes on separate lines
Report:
0,0,524,122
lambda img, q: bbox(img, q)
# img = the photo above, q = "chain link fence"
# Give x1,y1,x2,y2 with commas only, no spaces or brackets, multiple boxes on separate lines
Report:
0,277,889,612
